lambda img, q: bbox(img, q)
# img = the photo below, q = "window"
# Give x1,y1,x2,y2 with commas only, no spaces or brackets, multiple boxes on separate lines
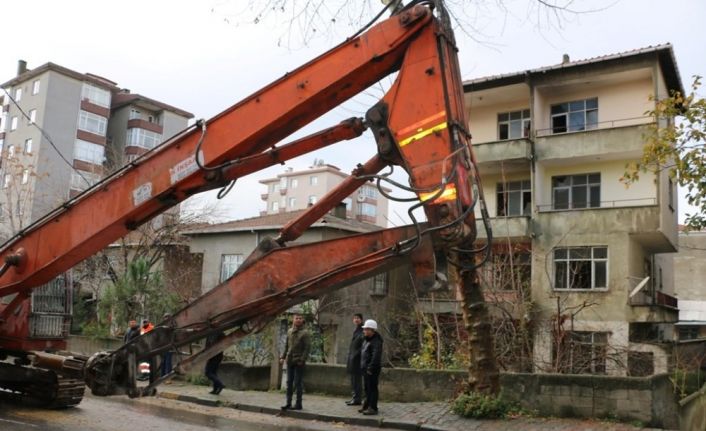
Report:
11,116,18,131
14,88,22,102
32,80,40,95
70,170,101,191
129,109,141,120
290,178,298,189
7,145,15,158
3,174,10,188
280,177,288,189
220,254,244,282
309,175,318,186
668,178,674,211
554,246,608,290
271,183,279,193
370,273,388,296
73,139,105,165
358,202,377,217
555,331,608,374
551,98,598,134
288,197,296,207
343,197,352,211
497,180,531,216
0,112,6,131
78,110,107,136
498,109,530,140
24,139,32,154
307,195,317,205
552,173,600,210
482,251,531,291
81,83,111,107
28,109,36,124
126,128,161,149
359,186,377,199
0,139,3,153
21,169,29,184
678,327,699,341
272,201,279,212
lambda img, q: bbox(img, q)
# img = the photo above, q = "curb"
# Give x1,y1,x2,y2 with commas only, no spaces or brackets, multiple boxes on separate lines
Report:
159,391,443,430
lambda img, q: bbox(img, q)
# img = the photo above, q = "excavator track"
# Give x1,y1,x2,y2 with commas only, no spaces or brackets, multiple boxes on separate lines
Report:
0,357,86,408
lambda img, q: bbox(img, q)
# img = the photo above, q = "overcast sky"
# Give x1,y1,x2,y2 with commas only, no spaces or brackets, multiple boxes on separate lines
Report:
2,0,704,225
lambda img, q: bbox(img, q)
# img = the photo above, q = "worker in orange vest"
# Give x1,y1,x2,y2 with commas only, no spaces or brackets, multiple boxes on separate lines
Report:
140,319,154,335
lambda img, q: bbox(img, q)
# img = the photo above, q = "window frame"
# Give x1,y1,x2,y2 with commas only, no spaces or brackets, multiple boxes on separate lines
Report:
496,180,531,216
551,173,601,210
497,109,531,140
21,169,29,185
369,272,388,297
556,331,608,374
32,80,40,95
28,109,37,124
78,110,107,136
73,139,105,165
10,116,18,131
309,175,318,186
553,246,608,291
550,98,598,134
24,138,32,154
220,254,244,283
70,170,102,191
81,83,111,108
14,87,22,102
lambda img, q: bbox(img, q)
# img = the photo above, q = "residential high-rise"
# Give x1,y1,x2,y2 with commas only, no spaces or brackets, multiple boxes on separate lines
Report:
464,45,682,376
259,159,390,227
0,60,193,240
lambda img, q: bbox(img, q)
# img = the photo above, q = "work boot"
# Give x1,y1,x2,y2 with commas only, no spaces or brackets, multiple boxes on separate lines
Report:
357,403,368,413
214,385,225,395
290,401,303,410
346,399,362,406
281,403,292,410
362,408,378,415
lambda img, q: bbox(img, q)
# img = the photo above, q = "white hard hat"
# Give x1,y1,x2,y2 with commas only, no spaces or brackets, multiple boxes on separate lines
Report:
362,319,378,330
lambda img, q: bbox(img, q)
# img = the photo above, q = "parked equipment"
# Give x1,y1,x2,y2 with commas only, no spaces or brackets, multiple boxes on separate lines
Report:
0,0,494,406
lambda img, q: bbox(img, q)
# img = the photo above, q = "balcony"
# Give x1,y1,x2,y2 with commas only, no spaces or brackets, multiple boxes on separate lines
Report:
476,216,530,241
627,277,679,323
534,202,674,253
260,193,268,201
127,118,163,134
534,121,652,163
472,138,531,174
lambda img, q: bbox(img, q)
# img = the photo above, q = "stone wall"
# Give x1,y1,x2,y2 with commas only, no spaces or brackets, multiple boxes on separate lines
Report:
679,382,706,431
500,373,679,429
67,335,123,355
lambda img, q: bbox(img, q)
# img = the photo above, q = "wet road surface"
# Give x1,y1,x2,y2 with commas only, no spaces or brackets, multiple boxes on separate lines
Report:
0,393,375,431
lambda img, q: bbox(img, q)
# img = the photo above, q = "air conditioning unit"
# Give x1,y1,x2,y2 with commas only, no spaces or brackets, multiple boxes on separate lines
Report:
356,195,365,203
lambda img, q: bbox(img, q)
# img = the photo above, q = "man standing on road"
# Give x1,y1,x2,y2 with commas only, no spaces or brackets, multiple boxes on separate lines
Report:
359,319,383,416
123,320,140,343
345,313,364,406
280,313,311,411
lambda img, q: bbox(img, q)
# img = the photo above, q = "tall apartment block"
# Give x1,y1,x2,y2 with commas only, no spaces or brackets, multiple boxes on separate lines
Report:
465,45,682,376
0,61,192,240
259,159,390,227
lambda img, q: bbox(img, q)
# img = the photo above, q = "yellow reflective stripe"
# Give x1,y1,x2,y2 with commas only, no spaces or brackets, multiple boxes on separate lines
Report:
418,184,457,203
398,121,448,148
396,111,446,137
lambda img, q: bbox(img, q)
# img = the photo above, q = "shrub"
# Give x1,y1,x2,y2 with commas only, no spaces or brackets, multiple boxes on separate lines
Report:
452,392,519,419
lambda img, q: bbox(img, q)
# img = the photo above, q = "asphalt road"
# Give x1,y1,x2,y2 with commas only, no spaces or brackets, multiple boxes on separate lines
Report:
0,393,376,431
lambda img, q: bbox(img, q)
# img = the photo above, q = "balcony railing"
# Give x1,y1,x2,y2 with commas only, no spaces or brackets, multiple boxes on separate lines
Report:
627,276,678,309
535,116,653,138
537,197,657,213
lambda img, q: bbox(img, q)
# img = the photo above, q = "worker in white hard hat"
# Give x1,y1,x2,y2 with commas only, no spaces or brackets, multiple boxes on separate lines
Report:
359,319,383,415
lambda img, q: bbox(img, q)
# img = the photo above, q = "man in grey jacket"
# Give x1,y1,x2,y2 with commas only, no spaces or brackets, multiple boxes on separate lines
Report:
345,313,364,406
280,313,311,410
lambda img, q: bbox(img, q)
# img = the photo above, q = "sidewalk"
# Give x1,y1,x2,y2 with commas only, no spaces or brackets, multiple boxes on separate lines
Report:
157,381,662,430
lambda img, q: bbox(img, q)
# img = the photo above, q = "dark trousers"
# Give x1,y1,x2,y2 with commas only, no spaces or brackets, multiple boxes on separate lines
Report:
148,357,158,383
205,358,224,390
286,363,305,405
350,369,363,402
161,351,173,377
363,370,380,411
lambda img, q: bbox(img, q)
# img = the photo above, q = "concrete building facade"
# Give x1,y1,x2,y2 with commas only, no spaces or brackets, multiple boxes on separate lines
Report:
259,160,390,227
0,61,193,241
464,45,683,376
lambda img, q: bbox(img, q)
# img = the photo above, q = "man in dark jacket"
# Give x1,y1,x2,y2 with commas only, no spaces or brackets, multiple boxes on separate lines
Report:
280,313,311,410
345,313,364,406
204,331,226,395
359,319,383,415
123,320,140,343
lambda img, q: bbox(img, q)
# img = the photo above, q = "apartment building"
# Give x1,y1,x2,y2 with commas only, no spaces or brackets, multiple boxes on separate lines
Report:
259,159,390,227
464,45,682,376
0,60,192,240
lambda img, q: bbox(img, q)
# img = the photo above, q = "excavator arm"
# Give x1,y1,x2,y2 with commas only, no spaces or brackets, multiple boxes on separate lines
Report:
0,1,498,402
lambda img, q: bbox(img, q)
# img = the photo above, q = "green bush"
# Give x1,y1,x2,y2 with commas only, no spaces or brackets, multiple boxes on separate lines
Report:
452,392,519,419
185,373,210,386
